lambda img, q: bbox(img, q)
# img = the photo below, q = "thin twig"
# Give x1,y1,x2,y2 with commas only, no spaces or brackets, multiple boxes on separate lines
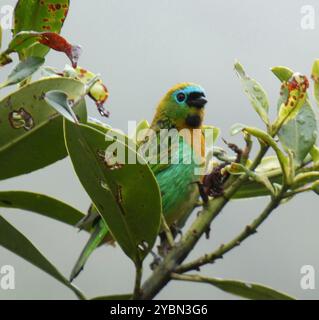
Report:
175,186,287,274
161,214,175,248
139,144,270,299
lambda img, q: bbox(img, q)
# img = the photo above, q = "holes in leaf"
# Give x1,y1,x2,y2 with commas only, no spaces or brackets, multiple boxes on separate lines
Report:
9,108,34,131
137,240,149,252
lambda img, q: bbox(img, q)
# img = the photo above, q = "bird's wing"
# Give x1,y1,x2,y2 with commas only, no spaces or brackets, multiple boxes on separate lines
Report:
139,131,185,175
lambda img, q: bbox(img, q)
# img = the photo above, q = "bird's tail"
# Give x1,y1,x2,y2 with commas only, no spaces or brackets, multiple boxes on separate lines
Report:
70,218,108,282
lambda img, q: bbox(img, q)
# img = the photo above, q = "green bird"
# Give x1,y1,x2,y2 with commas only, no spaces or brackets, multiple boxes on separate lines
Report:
70,83,208,281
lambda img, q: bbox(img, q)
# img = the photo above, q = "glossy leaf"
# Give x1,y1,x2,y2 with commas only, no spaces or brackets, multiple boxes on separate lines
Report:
255,156,281,173
64,65,109,111
0,77,87,180
310,145,319,165
0,57,45,89
13,0,70,59
234,61,270,124
275,73,309,129
278,101,317,164
201,277,295,300
0,215,85,299
5,31,81,68
91,294,132,300
271,66,294,82
45,90,78,123
273,67,316,164
230,123,246,136
311,59,319,106
64,121,161,264
0,191,84,226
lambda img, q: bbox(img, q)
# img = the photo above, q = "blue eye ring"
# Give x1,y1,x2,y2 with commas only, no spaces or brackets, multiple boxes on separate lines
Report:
175,91,187,103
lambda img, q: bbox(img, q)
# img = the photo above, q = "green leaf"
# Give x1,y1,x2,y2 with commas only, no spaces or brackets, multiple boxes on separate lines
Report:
311,60,319,107
234,61,270,125
226,163,276,196
271,66,294,82
312,181,319,195
278,101,317,164
275,73,309,130
232,181,275,199
203,277,295,300
0,57,45,89
202,125,220,148
271,66,316,164
0,54,12,67
91,294,132,300
70,218,109,282
0,77,87,180
64,121,162,264
13,0,70,59
45,90,79,123
130,120,150,143
0,191,84,226
255,156,281,173
230,123,246,136
63,65,109,109
243,127,289,174
310,145,319,164
0,215,86,299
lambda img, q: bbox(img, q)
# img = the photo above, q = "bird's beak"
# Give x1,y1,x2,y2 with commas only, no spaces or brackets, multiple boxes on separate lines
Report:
186,92,207,109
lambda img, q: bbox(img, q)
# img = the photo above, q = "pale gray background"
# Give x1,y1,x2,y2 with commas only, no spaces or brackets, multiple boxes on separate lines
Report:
0,0,318,299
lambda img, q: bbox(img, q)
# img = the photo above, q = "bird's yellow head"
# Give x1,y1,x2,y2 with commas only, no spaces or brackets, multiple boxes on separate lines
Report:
151,83,207,131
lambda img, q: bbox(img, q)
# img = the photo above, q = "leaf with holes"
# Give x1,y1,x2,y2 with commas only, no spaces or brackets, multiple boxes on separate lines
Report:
0,77,87,180
64,121,161,264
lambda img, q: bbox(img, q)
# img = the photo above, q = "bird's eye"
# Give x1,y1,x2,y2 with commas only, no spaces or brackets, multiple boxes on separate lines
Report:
176,92,186,103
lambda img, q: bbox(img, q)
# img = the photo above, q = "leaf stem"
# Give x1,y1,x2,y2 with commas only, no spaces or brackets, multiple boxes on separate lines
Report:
133,261,143,300
67,282,87,300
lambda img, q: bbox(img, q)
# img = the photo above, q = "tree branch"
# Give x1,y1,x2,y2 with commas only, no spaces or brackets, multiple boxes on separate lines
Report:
140,145,270,299
175,186,287,274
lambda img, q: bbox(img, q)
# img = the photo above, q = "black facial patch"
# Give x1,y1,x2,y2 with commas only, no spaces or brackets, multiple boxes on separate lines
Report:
186,114,202,128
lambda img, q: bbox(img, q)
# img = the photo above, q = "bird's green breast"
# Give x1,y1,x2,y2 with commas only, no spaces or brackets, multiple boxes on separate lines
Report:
155,138,200,225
